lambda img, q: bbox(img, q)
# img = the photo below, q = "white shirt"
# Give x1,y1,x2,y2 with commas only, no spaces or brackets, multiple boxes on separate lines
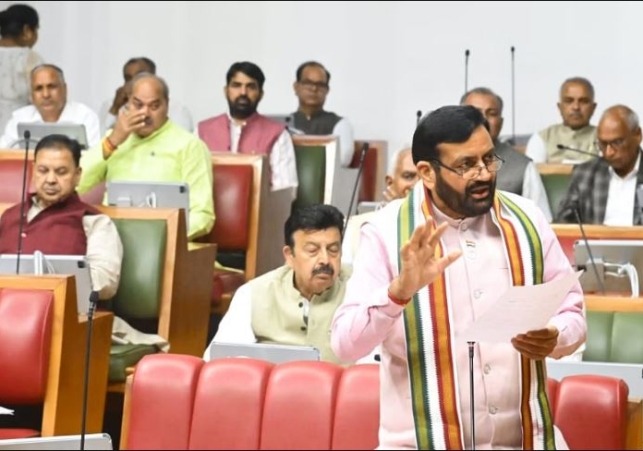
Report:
0,101,101,149
525,133,548,163
522,160,553,222
603,153,641,226
332,117,355,167
228,114,299,196
98,98,194,135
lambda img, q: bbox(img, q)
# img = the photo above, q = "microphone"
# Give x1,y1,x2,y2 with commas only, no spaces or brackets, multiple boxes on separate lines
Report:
416,110,422,126
573,206,606,294
510,46,516,143
464,49,471,94
556,144,600,159
80,290,100,451
342,142,369,245
15,130,31,274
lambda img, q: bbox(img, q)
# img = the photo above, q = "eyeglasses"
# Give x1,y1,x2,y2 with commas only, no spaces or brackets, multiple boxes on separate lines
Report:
299,79,329,90
430,154,504,180
595,138,627,153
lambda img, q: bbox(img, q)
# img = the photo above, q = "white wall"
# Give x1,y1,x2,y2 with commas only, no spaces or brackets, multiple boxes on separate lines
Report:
9,1,643,159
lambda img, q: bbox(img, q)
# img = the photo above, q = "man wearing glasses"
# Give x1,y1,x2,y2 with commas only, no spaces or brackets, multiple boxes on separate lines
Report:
291,61,355,167
556,105,643,225
461,87,552,221
332,105,585,450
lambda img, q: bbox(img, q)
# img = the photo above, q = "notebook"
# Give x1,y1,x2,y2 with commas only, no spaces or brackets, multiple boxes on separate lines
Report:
0,433,113,450
547,360,643,398
209,342,320,364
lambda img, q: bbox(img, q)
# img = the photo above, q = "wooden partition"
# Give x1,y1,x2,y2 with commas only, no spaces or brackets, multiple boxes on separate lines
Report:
352,139,387,203
0,275,113,436
552,224,643,264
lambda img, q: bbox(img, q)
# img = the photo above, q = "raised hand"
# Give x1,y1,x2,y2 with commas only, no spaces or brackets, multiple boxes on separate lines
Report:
107,104,149,148
389,219,462,302
511,326,559,360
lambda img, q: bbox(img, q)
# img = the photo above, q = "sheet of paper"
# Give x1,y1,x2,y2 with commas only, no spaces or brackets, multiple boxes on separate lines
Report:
0,406,14,415
458,270,582,344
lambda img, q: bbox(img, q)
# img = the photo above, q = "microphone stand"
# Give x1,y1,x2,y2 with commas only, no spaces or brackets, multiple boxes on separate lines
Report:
416,110,422,126
574,208,606,295
464,49,470,94
510,46,516,144
342,142,369,245
80,290,100,451
15,131,31,274
468,341,476,451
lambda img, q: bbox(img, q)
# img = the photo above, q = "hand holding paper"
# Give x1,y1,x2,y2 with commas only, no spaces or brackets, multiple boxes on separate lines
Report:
458,270,582,345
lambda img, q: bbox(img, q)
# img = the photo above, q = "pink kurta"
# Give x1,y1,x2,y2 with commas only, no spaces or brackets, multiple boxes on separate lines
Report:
331,189,585,450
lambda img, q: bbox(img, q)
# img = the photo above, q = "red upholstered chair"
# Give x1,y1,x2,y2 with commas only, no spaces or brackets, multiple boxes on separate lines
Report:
202,153,292,316
546,377,559,415
553,375,629,450
0,158,33,203
350,140,387,204
189,358,273,450
331,364,380,450
260,361,343,450
0,288,53,439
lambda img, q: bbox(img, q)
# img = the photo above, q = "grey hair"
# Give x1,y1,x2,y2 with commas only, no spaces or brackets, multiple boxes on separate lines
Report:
460,87,504,115
131,71,169,101
31,63,65,83
388,146,412,176
603,104,640,131
560,77,595,100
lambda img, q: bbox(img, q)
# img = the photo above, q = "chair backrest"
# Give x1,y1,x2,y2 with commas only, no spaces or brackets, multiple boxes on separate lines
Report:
350,140,387,204
552,374,628,450
585,310,643,363
293,142,326,210
124,357,628,451
0,156,33,203
0,288,54,404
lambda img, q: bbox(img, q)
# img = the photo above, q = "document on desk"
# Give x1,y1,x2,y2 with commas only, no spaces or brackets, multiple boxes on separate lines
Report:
458,270,582,343
0,406,14,415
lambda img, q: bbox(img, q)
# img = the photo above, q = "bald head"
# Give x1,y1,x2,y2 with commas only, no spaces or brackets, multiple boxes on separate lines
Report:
127,72,170,137
385,147,418,200
597,104,642,177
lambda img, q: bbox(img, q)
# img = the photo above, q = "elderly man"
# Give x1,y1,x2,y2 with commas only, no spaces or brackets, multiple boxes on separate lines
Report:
332,105,585,450
78,72,214,241
98,56,194,134
0,64,100,148
556,105,643,225
0,134,122,299
198,61,298,196
342,146,418,264
526,77,598,163
462,87,552,221
290,61,355,167
204,204,354,364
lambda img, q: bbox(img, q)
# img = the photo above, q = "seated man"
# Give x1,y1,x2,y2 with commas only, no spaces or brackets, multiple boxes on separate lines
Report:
0,134,122,300
204,204,363,364
0,64,101,148
342,146,418,265
290,61,355,167
98,56,194,134
525,76,598,163
77,72,215,241
198,61,298,197
462,87,552,221
556,104,643,225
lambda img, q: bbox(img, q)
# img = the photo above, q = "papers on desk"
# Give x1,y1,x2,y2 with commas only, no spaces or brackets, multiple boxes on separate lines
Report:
458,271,582,344
0,406,14,415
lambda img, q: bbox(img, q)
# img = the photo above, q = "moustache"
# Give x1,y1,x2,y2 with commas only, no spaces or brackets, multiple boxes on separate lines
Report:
235,96,251,105
312,264,334,277
466,181,492,193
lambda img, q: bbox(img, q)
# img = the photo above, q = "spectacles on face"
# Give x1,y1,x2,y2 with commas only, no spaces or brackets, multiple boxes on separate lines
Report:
595,138,627,153
299,79,328,90
430,154,504,180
